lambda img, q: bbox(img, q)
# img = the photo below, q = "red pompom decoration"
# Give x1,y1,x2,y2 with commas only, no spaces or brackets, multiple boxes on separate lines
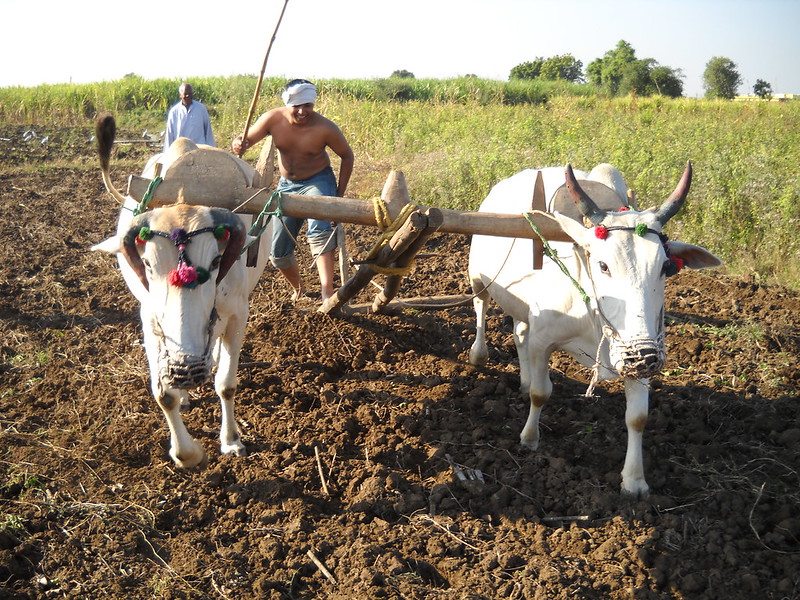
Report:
168,269,183,287
594,225,608,240
618,206,630,212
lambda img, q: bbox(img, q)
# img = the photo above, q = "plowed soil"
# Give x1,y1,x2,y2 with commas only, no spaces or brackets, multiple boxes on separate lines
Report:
1,125,799,600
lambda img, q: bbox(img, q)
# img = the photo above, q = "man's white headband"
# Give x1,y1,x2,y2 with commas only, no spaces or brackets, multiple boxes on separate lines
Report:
282,82,317,106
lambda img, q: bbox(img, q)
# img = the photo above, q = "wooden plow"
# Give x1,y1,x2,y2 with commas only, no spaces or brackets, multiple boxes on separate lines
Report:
125,142,573,315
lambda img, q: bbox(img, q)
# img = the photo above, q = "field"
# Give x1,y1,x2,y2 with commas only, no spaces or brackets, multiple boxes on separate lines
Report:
1,113,800,599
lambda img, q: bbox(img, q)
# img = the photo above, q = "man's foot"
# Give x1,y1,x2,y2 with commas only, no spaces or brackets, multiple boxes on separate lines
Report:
290,286,306,303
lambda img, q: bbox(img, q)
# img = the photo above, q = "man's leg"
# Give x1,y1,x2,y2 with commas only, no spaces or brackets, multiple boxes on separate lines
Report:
271,216,304,301
316,250,336,301
278,263,304,301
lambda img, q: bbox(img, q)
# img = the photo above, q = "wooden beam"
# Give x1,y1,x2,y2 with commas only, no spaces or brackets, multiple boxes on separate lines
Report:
371,208,443,313
127,171,571,242
319,210,430,315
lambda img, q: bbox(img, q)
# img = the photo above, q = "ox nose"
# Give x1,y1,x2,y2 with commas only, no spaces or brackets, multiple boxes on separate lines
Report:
159,355,211,389
623,347,664,378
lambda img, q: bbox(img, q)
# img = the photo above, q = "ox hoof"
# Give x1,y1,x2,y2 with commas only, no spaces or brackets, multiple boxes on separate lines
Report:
468,344,488,367
519,438,540,451
620,481,650,499
171,442,207,469
221,440,247,457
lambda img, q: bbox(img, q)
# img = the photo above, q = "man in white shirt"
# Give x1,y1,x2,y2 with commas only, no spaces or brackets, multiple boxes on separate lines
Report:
163,82,215,151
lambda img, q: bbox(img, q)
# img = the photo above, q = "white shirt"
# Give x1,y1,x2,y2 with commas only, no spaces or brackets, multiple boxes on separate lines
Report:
163,100,215,151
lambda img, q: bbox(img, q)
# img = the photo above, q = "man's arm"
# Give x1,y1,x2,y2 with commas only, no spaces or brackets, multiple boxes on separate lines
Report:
163,107,177,152
327,126,354,197
231,110,274,154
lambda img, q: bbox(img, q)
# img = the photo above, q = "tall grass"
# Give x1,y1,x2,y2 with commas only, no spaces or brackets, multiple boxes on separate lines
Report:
2,77,798,286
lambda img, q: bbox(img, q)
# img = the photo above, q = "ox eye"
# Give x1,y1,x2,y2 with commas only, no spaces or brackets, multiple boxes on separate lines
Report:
210,255,222,270
598,261,610,275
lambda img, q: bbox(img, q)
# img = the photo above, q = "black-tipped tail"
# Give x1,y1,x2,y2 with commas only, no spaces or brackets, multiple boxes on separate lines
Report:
96,113,116,172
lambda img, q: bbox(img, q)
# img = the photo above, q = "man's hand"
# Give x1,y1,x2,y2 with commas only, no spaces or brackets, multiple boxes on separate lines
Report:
231,136,250,155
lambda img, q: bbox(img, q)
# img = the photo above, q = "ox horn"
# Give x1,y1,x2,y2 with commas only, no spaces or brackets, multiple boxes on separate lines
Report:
122,215,150,291
96,114,128,205
209,208,246,284
565,164,604,226
654,161,692,225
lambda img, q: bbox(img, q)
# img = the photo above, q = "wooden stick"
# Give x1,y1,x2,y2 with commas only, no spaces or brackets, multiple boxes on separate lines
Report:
306,549,337,584
314,446,330,497
237,0,290,157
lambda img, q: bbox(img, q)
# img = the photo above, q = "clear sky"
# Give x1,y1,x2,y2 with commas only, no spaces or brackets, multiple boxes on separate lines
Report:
1,0,797,98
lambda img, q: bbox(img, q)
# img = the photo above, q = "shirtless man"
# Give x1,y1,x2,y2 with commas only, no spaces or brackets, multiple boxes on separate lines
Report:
231,79,354,302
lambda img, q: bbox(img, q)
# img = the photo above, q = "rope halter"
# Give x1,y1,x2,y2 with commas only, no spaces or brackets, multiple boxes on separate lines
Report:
135,225,232,288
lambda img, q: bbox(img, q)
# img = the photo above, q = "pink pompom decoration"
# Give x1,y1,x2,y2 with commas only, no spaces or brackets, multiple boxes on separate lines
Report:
618,206,630,212
168,263,198,287
594,225,608,240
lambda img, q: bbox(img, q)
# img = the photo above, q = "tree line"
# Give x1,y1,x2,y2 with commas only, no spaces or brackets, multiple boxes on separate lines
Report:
395,40,772,100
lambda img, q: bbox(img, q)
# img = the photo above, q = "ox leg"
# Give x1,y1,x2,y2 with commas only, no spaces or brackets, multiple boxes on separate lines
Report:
142,316,205,468
513,319,530,393
468,283,490,366
621,377,650,497
155,389,207,469
214,320,246,457
519,333,552,451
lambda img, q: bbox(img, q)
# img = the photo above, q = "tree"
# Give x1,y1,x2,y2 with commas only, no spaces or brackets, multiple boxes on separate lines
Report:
649,66,684,98
586,40,637,95
390,70,415,79
509,55,583,83
586,40,683,97
539,54,584,83
509,58,544,80
703,57,742,99
753,79,773,99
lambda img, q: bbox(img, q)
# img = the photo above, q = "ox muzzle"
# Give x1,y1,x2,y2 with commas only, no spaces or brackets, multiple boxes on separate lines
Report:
158,349,213,390
609,334,666,379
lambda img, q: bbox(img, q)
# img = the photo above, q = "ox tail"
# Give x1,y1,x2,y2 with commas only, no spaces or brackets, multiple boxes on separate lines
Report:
95,114,128,205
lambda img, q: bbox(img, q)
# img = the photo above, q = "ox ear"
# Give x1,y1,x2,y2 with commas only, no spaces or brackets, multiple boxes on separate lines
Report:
209,208,246,283
665,241,723,270
552,211,591,244
91,236,123,254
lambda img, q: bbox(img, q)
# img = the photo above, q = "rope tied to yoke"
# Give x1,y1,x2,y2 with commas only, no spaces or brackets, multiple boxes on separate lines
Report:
365,197,419,276
522,212,609,396
522,212,590,302
128,175,163,216
238,189,284,256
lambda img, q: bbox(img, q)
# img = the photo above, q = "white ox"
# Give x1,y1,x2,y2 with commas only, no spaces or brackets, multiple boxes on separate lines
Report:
468,162,722,496
91,115,271,468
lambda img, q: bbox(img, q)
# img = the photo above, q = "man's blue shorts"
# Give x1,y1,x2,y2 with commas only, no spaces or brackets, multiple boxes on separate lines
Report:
271,166,337,269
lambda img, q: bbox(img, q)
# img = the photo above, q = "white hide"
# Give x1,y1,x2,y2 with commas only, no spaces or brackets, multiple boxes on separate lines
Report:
468,164,722,496
92,144,271,468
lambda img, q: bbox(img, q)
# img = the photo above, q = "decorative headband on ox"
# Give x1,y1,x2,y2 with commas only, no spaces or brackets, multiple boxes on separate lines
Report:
565,162,692,279
135,225,232,288
592,222,683,276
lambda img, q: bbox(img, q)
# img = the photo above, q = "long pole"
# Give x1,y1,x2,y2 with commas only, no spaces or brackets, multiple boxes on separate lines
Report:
237,0,290,157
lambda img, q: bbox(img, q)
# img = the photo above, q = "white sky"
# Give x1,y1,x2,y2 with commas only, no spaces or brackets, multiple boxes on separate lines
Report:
2,0,797,98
